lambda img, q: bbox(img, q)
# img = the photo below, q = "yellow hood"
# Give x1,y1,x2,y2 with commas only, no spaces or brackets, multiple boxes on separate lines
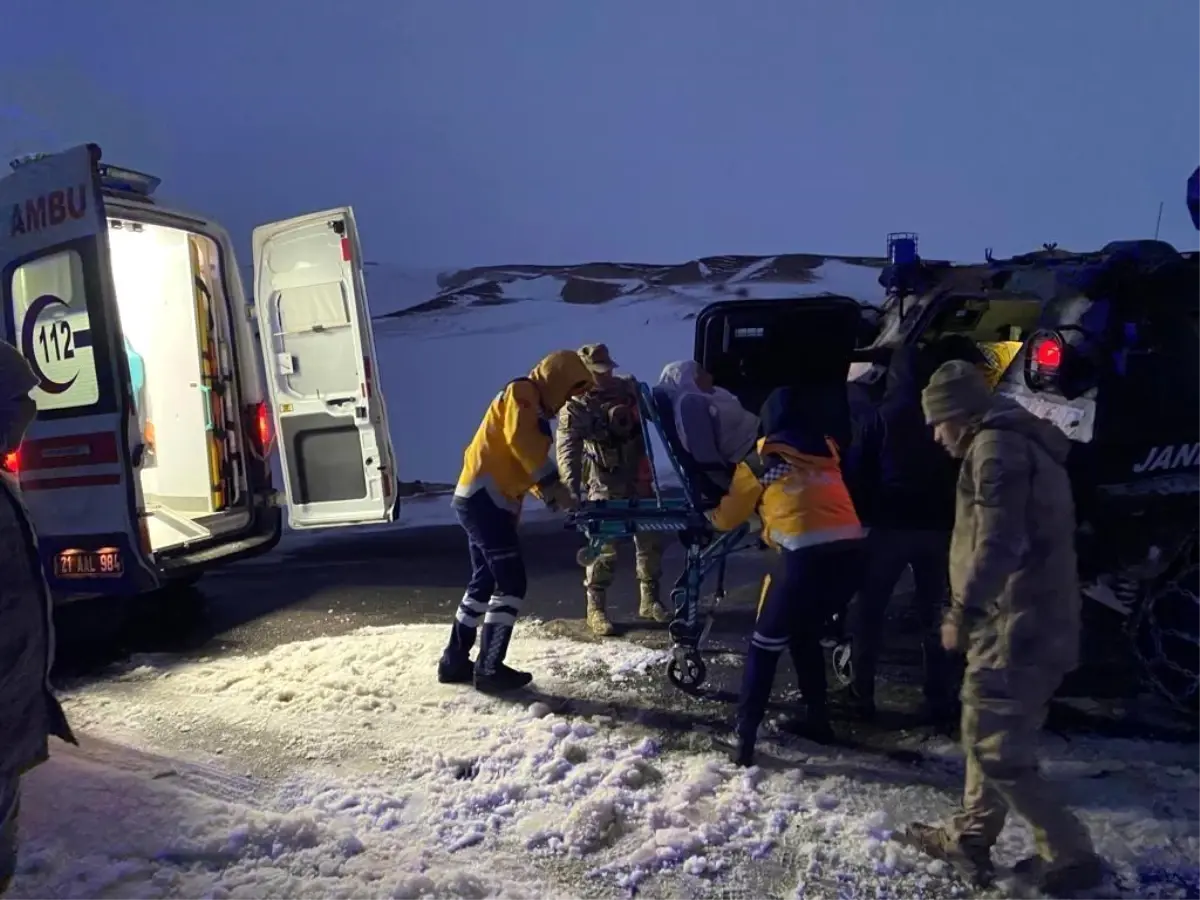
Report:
529,350,594,414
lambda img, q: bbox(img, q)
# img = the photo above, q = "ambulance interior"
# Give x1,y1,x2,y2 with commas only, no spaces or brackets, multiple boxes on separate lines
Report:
107,219,251,553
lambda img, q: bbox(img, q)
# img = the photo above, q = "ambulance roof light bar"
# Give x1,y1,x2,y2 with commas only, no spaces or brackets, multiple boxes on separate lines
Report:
97,163,161,199
9,152,161,200
8,152,53,171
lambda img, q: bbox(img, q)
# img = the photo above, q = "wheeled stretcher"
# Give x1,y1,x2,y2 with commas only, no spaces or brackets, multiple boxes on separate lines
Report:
566,383,757,694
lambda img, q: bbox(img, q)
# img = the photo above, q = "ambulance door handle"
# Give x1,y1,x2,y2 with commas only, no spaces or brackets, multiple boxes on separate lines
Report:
325,397,355,410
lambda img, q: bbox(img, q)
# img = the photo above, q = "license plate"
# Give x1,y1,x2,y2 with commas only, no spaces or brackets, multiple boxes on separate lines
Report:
998,388,1095,443
54,547,125,579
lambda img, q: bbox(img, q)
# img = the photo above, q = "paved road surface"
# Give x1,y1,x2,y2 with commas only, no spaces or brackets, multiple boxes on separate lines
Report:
53,509,1195,747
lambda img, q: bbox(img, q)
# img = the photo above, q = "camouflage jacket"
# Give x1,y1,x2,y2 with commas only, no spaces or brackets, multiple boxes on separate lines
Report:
949,399,1081,677
556,375,649,500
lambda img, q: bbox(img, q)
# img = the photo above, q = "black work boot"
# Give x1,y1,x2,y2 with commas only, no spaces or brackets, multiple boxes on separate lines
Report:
474,622,532,694
437,621,477,684
437,653,474,684
732,722,758,767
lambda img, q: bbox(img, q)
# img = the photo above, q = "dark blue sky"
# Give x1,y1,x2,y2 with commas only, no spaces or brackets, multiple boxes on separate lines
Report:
3,0,1197,267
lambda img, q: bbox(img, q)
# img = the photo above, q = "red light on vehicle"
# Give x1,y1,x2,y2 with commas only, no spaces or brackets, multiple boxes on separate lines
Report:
255,402,273,452
1032,337,1062,369
2,447,19,474
341,237,352,262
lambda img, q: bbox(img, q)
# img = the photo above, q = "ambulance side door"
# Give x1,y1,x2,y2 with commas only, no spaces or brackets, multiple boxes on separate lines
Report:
252,207,399,529
0,145,158,595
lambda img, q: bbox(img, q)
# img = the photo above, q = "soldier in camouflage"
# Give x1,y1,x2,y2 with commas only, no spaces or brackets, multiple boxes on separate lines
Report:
558,345,669,635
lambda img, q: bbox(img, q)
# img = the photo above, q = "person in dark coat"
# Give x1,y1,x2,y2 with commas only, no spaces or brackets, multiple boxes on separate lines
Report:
0,341,77,894
846,344,960,722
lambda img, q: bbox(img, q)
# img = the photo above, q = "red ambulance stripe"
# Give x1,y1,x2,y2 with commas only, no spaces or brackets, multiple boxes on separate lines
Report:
21,432,120,471
22,473,123,492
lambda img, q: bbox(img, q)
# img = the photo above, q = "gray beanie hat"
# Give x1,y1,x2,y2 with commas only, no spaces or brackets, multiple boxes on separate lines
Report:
921,359,993,425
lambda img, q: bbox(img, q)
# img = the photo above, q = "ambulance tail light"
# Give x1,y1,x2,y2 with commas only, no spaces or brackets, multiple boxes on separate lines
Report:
2,446,19,474
246,402,274,459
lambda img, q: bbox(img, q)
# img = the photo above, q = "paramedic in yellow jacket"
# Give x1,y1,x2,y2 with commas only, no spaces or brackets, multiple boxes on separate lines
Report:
707,386,865,766
437,350,593,694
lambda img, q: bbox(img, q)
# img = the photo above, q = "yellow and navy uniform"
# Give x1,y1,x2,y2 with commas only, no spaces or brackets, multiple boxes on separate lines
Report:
712,386,866,764
707,437,863,550
454,350,594,512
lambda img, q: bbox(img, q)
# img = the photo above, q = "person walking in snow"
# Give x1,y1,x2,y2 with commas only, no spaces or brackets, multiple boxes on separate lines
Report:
900,360,1102,895
557,344,669,635
705,386,864,765
843,345,959,724
437,350,592,694
0,340,76,895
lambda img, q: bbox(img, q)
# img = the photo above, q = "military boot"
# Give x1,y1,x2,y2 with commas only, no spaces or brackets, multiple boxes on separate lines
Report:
896,823,994,888
638,580,670,623
586,589,616,636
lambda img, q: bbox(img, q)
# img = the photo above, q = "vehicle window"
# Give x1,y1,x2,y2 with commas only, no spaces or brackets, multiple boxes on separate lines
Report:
275,281,358,396
9,249,102,412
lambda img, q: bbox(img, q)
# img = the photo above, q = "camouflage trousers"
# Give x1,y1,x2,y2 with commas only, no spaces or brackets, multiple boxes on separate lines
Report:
952,664,1094,863
584,533,664,591
0,773,17,896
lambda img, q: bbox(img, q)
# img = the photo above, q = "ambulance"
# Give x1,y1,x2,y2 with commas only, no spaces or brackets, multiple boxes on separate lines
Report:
0,143,399,600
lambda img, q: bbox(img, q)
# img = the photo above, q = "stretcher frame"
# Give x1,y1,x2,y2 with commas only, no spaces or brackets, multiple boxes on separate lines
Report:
566,382,756,694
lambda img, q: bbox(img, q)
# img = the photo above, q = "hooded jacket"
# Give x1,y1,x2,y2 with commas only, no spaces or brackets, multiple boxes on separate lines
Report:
708,387,863,550
658,361,760,466
454,350,594,511
950,397,1082,675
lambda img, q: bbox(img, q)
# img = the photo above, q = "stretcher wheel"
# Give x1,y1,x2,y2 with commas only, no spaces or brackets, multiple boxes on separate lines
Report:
666,652,707,695
576,546,599,567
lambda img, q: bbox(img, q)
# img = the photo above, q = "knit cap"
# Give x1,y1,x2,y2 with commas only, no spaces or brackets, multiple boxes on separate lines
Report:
921,359,993,425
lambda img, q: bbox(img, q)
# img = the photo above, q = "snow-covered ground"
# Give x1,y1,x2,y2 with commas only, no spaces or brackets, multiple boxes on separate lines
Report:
13,624,1198,899
23,254,1192,898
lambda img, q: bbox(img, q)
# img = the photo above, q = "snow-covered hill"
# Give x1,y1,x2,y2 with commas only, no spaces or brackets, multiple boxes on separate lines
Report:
377,252,889,319
369,256,887,488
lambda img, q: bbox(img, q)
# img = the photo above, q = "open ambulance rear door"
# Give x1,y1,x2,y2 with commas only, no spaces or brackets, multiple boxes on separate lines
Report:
252,208,399,529
0,144,160,595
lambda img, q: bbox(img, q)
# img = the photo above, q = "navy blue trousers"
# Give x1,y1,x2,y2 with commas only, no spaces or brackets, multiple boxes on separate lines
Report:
446,491,528,664
737,539,864,738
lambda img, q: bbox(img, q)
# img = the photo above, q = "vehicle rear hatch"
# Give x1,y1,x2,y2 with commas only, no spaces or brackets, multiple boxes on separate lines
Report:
693,295,867,447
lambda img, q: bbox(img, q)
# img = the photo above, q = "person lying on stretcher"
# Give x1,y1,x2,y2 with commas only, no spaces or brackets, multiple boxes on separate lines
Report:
656,361,760,495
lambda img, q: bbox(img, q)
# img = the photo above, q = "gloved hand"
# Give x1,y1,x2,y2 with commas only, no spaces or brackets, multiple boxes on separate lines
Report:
542,482,579,513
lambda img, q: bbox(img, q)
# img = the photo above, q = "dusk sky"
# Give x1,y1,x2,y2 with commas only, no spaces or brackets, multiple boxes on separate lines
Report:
3,0,1197,267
